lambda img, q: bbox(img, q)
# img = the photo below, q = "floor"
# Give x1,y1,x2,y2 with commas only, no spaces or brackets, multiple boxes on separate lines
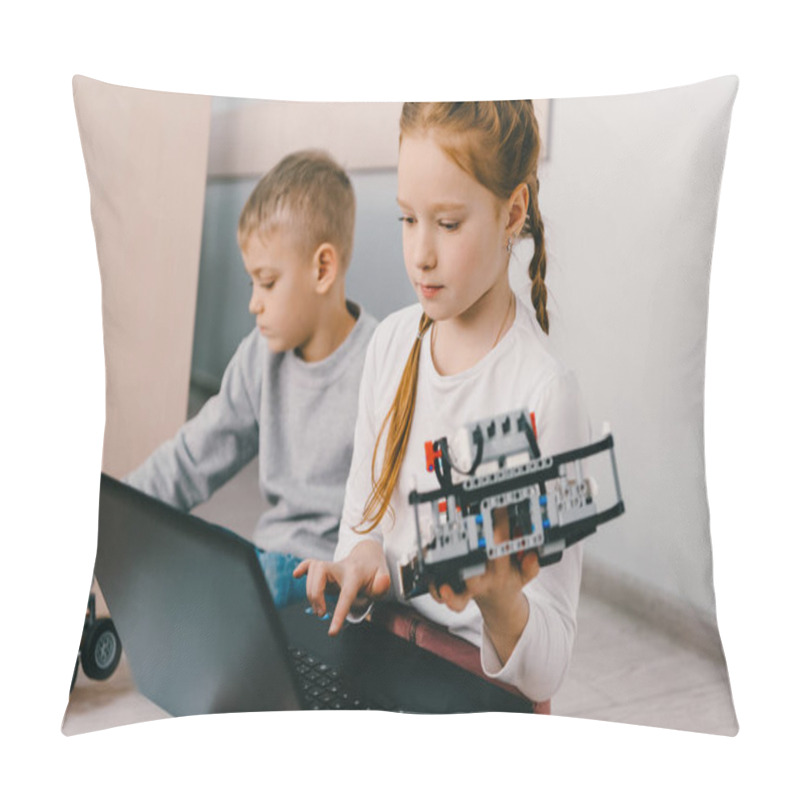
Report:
62,393,738,736
555,588,737,733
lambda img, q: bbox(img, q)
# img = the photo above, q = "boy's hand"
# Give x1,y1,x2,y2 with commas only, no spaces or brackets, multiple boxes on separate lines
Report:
429,507,539,664
293,540,391,636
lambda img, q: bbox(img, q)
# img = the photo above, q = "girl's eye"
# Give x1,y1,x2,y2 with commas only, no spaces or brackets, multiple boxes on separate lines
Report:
398,215,415,225
440,221,460,231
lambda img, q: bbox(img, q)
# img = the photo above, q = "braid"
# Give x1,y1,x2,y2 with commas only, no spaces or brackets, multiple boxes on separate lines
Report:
356,313,433,533
526,177,549,334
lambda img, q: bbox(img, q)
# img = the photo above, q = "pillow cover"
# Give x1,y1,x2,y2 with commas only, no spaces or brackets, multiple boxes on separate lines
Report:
63,75,738,736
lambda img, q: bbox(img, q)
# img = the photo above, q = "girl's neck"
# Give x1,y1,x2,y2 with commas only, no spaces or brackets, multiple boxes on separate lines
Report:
430,283,516,377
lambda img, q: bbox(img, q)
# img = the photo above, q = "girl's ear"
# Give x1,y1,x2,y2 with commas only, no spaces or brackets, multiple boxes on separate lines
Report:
505,182,530,236
313,243,339,294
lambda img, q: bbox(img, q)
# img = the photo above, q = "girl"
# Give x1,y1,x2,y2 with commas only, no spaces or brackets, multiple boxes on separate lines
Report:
294,101,591,702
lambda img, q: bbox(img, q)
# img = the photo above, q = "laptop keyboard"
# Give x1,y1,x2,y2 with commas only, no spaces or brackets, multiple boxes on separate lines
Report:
289,647,378,710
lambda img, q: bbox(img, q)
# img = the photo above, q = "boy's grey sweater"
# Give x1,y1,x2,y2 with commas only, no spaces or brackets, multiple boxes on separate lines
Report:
125,302,378,561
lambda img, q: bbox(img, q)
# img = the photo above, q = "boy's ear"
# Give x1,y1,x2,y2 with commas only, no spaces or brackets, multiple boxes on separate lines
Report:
312,243,339,294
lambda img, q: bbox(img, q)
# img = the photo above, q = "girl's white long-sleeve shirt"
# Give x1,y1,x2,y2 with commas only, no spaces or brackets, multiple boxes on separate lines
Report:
335,298,592,702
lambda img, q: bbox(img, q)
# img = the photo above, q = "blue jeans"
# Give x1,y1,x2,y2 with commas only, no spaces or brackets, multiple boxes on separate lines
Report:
256,550,308,609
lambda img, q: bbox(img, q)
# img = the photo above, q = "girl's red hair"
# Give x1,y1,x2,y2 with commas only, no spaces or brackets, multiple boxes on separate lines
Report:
357,102,548,534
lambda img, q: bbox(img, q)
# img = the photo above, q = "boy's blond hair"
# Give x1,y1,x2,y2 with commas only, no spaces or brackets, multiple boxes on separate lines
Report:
237,150,356,269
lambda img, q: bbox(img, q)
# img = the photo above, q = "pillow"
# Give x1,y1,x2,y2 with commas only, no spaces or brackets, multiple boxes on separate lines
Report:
63,75,738,736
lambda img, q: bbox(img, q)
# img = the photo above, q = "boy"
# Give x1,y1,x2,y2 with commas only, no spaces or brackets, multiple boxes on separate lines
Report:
126,150,378,607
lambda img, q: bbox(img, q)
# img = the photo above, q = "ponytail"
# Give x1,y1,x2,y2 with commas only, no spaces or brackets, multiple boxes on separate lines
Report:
356,313,433,533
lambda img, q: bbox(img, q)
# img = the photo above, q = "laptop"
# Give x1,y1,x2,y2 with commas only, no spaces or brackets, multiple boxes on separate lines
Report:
94,473,532,717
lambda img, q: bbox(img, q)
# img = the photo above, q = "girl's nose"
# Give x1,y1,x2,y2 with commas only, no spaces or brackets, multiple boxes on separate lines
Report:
412,228,436,271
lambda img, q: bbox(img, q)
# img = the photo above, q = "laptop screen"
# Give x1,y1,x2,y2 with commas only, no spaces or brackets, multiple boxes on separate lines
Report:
95,474,302,716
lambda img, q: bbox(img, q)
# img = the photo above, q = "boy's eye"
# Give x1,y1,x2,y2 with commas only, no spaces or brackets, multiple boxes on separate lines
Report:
398,215,415,225
260,281,275,290
439,221,460,231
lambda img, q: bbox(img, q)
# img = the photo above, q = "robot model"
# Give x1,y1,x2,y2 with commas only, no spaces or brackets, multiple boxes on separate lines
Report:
399,409,625,599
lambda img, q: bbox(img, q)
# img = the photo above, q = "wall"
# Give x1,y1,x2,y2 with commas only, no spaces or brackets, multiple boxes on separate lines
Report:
73,77,211,477
529,79,736,616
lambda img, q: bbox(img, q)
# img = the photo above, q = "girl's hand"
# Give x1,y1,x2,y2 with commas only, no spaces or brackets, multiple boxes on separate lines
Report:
293,540,391,636
429,507,539,664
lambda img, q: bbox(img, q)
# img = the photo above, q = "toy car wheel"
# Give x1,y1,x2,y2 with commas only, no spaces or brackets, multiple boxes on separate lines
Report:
70,655,80,692
81,618,122,681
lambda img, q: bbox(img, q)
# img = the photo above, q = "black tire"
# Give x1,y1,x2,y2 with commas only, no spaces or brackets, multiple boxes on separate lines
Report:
70,655,79,692
81,618,122,681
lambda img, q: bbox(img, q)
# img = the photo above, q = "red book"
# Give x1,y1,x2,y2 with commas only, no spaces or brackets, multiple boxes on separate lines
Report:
369,603,550,715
